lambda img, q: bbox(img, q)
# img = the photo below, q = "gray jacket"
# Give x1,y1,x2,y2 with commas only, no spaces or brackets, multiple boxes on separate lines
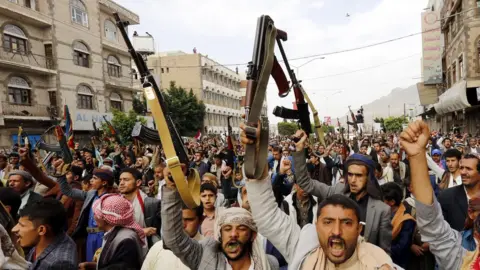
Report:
292,151,392,254
161,187,279,270
416,195,466,270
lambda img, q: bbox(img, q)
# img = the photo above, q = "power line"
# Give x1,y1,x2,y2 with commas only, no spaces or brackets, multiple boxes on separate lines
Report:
301,53,420,81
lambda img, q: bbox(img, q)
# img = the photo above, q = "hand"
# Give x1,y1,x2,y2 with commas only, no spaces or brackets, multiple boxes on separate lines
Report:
279,159,291,175
163,164,187,189
18,148,30,162
53,159,65,170
399,120,430,157
421,242,430,251
410,244,424,256
78,262,96,270
143,227,157,237
293,130,308,152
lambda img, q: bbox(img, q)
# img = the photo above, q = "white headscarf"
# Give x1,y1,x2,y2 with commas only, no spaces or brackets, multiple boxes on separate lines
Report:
214,207,270,270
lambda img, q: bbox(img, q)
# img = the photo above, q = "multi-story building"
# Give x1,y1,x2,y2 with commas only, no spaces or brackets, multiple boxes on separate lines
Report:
0,0,141,147
148,51,244,134
419,0,480,133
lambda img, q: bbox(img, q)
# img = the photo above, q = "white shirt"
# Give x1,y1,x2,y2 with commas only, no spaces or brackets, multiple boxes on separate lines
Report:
448,174,462,188
470,147,478,154
19,190,30,213
156,180,166,200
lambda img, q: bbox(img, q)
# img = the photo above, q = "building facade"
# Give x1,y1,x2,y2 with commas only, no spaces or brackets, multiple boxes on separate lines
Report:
419,0,480,134
0,0,140,147
148,51,244,134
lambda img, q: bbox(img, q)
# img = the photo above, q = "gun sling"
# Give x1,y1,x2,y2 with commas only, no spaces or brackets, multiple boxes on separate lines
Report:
301,88,326,147
244,17,277,179
143,85,200,208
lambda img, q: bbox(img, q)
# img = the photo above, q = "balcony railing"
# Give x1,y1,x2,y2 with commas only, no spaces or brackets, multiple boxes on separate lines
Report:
104,72,139,91
0,49,55,70
2,102,56,118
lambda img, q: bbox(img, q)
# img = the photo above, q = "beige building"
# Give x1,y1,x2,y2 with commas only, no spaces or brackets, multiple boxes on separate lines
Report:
0,0,141,147
148,51,245,134
420,0,480,133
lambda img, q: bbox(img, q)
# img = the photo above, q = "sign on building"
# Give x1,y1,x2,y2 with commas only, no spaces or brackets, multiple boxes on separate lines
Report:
421,11,443,85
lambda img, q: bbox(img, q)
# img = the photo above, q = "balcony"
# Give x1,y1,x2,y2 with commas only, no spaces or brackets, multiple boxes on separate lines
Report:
99,0,139,25
1,102,56,120
0,1,51,28
104,72,140,92
0,49,56,75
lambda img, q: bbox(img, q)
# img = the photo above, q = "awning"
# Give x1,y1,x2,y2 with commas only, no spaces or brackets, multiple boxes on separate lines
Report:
433,80,469,115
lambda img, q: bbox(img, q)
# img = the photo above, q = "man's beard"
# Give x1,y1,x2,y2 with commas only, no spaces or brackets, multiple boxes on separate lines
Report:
220,237,253,261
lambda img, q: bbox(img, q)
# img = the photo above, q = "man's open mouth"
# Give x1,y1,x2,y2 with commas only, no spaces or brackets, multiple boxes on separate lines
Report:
328,237,345,257
226,241,240,253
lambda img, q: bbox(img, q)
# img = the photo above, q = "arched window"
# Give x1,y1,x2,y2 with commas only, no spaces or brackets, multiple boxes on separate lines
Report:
77,84,93,109
73,41,89,67
110,92,122,111
8,76,31,105
107,55,121,77
3,24,27,53
70,0,88,27
104,20,117,41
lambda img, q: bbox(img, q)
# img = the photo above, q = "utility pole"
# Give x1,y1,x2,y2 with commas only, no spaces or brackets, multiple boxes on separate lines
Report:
403,103,406,118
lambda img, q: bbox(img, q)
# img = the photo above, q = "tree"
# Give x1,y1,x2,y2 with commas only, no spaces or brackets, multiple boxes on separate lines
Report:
278,122,298,136
102,109,147,144
374,117,386,132
132,95,146,115
164,81,206,137
383,116,408,132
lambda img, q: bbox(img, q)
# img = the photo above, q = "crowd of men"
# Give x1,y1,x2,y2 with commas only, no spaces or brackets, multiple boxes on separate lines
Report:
0,120,478,269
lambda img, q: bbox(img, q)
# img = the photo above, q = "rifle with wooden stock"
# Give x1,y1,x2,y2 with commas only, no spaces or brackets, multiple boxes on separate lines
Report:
244,15,312,179
114,12,200,208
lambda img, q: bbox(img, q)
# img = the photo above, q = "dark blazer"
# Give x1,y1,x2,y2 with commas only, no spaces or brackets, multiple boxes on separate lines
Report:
25,190,43,207
97,227,143,270
144,196,161,247
438,184,468,231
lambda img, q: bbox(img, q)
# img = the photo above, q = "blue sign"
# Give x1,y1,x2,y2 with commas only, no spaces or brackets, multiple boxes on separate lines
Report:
11,134,41,145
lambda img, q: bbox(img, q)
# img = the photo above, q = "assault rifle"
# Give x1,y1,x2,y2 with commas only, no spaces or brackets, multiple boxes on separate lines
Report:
114,13,200,208
244,15,311,179
131,122,162,146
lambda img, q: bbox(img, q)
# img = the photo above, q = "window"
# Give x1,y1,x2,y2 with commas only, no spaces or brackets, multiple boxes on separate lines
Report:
8,0,18,3
77,85,93,109
107,55,121,77
110,92,122,111
70,0,88,27
8,76,30,105
166,67,169,73
104,20,117,42
459,55,464,79
25,0,35,9
452,62,457,84
161,68,164,73
3,24,27,54
73,41,89,67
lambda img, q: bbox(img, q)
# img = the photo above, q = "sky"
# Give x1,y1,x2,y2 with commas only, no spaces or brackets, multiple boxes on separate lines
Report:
116,0,429,124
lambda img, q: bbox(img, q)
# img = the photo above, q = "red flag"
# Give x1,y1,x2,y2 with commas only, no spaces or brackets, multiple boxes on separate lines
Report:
194,130,202,140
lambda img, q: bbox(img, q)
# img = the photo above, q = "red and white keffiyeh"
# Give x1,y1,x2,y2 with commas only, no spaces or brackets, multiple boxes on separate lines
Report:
93,194,146,245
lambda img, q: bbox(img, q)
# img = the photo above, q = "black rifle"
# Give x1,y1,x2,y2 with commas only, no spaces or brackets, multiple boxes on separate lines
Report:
131,122,162,146
114,13,188,166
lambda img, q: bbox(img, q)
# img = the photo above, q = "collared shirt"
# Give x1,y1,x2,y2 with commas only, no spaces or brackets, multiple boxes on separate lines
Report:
19,190,31,213
200,212,215,238
449,174,462,188
470,148,478,154
225,256,254,270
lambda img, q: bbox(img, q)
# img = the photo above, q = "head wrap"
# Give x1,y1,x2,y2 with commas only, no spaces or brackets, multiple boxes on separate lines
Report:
8,170,34,183
214,207,270,270
8,152,19,158
344,154,382,200
431,149,442,156
93,168,114,185
93,194,145,244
